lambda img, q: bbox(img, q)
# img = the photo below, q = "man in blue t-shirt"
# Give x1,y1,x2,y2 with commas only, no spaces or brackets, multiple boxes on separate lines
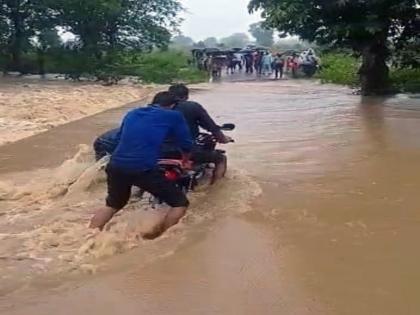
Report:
90,92,193,239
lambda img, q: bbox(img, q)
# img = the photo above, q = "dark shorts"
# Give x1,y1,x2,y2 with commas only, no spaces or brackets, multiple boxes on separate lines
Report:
105,164,189,210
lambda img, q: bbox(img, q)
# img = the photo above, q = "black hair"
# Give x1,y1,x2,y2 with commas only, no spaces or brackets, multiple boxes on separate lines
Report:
152,91,177,108
168,84,189,100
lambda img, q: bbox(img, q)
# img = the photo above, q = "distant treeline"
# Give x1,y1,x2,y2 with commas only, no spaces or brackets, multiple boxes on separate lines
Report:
0,0,208,83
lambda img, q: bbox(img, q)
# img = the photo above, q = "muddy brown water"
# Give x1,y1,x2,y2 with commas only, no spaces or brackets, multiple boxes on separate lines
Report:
0,99,142,174
1,80,420,314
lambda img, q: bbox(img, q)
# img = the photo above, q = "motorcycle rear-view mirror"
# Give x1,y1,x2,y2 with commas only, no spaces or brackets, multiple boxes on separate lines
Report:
220,123,235,131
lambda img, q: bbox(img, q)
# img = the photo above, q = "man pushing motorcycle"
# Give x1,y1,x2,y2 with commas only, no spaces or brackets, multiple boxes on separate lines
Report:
93,84,232,184
90,92,193,239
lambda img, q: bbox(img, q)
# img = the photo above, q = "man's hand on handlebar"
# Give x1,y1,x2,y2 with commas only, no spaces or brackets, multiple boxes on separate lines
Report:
218,134,234,144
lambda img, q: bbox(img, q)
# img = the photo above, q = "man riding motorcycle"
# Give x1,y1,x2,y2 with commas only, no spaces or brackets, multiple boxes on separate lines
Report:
165,84,232,184
93,84,231,184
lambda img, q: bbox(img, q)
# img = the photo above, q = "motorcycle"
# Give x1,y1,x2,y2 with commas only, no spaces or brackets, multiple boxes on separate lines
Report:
142,123,235,207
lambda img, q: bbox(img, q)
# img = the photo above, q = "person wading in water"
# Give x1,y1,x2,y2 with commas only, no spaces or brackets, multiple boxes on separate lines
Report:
89,92,193,239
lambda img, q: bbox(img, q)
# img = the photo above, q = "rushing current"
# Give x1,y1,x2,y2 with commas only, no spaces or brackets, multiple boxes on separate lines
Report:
0,79,420,315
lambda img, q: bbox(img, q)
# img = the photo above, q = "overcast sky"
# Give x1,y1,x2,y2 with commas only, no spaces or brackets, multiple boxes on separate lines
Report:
180,0,261,41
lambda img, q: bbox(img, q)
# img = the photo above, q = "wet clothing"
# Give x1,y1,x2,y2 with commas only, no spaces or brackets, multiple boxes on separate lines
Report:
105,164,189,210
244,54,254,74
273,56,285,79
94,128,120,161
161,100,224,165
94,101,222,166
105,105,193,210
274,65,284,79
110,105,193,171
261,54,273,74
174,101,222,139
254,53,263,74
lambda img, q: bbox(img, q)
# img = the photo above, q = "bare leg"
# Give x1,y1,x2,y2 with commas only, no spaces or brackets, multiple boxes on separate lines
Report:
211,155,227,184
89,206,118,230
163,207,187,230
141,206,187,240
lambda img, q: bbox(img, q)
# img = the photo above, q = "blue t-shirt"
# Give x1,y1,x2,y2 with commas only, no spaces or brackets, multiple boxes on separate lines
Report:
110,105,193,171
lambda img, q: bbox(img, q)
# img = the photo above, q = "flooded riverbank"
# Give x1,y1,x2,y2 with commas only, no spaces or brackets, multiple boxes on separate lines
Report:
1,80,420,314
0,78,153,146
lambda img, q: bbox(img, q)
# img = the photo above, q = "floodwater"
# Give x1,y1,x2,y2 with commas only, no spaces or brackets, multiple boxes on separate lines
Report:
1,79,420,314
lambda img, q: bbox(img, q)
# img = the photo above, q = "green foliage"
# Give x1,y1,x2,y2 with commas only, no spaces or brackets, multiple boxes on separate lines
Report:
0,0,182,73
393,39,420,69
318,53,360,86
318,53,420,93
122,51,207,84
44,50,100,78
0,0,51,70
0,48,207,84
249,0,417,49
0,0,197,84
249,0,419,95
390,68,420,93
249,22,274,47
50,0,181,52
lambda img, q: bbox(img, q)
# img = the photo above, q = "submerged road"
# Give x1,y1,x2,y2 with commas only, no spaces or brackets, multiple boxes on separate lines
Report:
1,79,420,314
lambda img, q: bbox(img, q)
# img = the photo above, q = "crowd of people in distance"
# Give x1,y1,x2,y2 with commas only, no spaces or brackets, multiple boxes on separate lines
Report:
194,47,320,80
234,48,320,79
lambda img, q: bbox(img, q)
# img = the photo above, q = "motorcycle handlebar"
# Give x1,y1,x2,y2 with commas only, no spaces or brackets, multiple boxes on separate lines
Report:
219,123,235,131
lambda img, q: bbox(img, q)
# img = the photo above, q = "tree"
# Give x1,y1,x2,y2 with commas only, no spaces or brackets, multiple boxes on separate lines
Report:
220,33,250,48
194,41,206,49
172,35,194,47
0,0,185,77
203,37,218,48
51,0,182,55
249,22,273,47
32,28,61,76
394,40,420,68
0,0,49,72
249,0,419,95
273,38,311,51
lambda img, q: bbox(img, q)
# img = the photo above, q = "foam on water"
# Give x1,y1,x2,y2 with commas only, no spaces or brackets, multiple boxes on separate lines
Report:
0,145,261,295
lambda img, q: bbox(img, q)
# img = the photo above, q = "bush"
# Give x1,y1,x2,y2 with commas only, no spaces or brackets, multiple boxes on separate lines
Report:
110,50,207,84
45,50,99,78
317,52,420,93
1,49,207,84
317,53,360,86
390,68,420,93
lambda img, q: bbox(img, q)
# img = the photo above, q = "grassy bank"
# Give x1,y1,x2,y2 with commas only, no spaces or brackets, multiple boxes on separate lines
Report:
318,53,420,93
390,68,420,93
1,50,208,85
317,53,360,86
97,50,208,84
